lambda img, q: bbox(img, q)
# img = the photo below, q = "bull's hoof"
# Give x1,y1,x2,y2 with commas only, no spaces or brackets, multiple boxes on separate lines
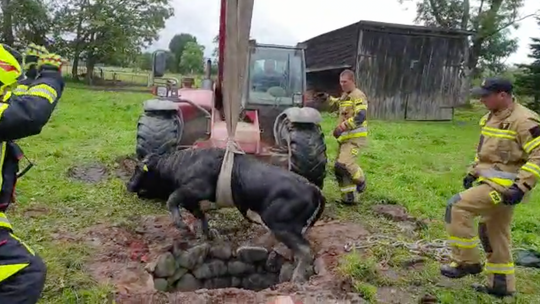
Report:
291,267,308,284
174,220,189,232
207,228,221,241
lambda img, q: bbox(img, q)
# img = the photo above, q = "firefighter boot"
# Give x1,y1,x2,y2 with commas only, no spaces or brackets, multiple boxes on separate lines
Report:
356,180,366,194
440,262,483,279
472,283,515,298
341,192,356,205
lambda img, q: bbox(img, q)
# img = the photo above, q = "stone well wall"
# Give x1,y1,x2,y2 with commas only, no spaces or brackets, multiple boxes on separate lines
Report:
146,241,307,292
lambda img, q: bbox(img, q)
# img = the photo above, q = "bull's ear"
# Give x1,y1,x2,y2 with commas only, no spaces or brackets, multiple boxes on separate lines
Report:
156,139,178,155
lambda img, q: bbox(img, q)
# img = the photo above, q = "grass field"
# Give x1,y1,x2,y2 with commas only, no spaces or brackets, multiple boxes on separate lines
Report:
10,84,540,303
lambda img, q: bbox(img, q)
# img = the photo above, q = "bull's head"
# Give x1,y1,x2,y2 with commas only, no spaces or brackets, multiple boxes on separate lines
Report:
126,140,179,198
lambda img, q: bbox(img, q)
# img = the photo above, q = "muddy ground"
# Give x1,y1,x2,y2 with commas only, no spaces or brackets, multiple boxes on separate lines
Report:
80,212,375,304
64,156,427,303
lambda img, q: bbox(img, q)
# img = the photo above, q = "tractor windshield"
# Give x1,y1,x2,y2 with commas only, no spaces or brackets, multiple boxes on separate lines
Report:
245,46,304,106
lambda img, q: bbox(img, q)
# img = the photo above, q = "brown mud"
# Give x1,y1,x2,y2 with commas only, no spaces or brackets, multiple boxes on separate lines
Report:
82,213,372,303
67,162,109,183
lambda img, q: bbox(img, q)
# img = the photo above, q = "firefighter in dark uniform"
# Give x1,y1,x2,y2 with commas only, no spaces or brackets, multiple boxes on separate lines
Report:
0,43,64,303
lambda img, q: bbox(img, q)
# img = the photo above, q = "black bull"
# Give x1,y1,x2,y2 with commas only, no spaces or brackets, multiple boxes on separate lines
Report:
126,147,326,282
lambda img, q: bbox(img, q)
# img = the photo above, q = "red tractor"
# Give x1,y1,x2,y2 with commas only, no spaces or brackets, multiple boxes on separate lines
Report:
135,40,327,188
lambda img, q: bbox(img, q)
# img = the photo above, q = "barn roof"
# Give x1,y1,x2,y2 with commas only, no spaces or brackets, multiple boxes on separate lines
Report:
302,20,474,72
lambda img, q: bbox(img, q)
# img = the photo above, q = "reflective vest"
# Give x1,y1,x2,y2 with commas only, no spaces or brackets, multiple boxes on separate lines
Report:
336,88,368,143
471,103,540,198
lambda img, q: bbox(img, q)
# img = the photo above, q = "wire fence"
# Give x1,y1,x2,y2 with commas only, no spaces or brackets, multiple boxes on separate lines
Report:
61,65,152,87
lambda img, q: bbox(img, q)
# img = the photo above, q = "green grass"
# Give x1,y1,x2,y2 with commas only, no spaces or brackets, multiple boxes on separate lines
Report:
9,86,540,303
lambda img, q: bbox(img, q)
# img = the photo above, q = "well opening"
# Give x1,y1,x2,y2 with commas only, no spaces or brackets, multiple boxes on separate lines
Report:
146,239,315,292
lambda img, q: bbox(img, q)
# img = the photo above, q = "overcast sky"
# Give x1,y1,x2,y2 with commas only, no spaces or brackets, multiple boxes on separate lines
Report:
149,0,540,65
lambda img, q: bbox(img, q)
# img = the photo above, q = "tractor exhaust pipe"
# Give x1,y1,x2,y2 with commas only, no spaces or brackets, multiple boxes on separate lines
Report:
201,58,213,90
204,59,212,79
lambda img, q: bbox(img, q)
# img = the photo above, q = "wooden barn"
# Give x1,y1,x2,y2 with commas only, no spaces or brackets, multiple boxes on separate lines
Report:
302,20,473,120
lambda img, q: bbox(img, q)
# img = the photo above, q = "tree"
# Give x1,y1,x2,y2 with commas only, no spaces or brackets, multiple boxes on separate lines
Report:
0,0,51,46
52,0,174,83
401,0,535,77
515,17,540,111
178,41,204,75
399,0,537,104
168,33,197,73
137,52,153,71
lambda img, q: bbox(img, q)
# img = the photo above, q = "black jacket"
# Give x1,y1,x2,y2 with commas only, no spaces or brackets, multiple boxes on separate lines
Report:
0,68,64,210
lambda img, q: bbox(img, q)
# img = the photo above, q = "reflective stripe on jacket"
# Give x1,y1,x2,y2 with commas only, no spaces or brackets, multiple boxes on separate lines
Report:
469,103,540,197
337,88,368,143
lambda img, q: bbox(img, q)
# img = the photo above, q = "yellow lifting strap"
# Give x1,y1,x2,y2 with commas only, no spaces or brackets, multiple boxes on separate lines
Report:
215,0,254,208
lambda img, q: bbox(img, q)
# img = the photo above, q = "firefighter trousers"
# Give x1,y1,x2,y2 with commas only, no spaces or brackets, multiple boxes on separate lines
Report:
0,228,46,304
335,138,366,198
445,183,515,292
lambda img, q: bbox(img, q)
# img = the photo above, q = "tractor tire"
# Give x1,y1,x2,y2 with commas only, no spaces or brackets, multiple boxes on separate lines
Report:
282,121,327,189
136,111,182,160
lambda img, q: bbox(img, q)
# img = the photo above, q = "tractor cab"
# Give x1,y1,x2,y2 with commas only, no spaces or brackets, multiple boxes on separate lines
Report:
240,41,306,144
242,42,305,110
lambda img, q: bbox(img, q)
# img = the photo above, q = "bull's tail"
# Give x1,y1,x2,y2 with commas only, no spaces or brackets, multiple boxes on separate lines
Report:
302,186,326,234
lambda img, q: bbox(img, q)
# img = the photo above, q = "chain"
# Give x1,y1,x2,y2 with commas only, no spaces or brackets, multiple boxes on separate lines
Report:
344,235,452,262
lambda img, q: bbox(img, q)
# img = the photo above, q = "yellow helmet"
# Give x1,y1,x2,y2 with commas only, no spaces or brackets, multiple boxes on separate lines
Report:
0,44,22,89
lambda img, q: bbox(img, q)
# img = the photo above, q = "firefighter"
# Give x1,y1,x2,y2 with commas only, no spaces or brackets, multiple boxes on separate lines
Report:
441,77,540,298
330,69,368,204
0,43,64,303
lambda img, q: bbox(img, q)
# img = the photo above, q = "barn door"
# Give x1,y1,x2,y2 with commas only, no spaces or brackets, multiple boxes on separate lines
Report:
404,35,454,121
403,35,429,120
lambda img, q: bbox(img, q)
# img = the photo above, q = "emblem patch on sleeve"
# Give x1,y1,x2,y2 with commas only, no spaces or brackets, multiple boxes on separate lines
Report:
529,125,540,138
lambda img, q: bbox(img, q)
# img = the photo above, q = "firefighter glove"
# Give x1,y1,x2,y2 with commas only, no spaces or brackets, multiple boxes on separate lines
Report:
24,43,49,69
463,174,477,189
333,122,347,138
502,184,525,205
38,53,64,71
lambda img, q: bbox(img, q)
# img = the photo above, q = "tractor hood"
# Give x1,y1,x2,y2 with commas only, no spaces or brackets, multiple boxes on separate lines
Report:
208,112,261,153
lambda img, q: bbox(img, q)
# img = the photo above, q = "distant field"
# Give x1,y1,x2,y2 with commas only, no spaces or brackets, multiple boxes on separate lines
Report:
61,65,194,86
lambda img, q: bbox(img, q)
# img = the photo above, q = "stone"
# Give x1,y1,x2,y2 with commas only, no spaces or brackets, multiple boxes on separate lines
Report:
401,256,426,268
279,262,295,283
193,259,228,280
273,243,293,261
242,273,278,291
313,257,327,275
347,293,369,303
176,243,210,270
209,243,232,260
237,246,268,263
227,259,256,276
168,267,189,284
153,278,168,292
231,277,242,287
171,240,190,256
264,251,285,273
154,252,176,278
371,204,415,222
144,260,157,273
175,273,202,292
203,277,232,289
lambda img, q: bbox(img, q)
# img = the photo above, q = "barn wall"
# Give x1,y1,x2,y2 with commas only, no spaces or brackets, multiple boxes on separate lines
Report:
303,23,358,71
356,24,468,121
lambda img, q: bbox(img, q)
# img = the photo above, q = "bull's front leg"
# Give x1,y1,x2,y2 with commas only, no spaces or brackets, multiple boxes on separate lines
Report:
191,206,221,241
166,189,189,232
